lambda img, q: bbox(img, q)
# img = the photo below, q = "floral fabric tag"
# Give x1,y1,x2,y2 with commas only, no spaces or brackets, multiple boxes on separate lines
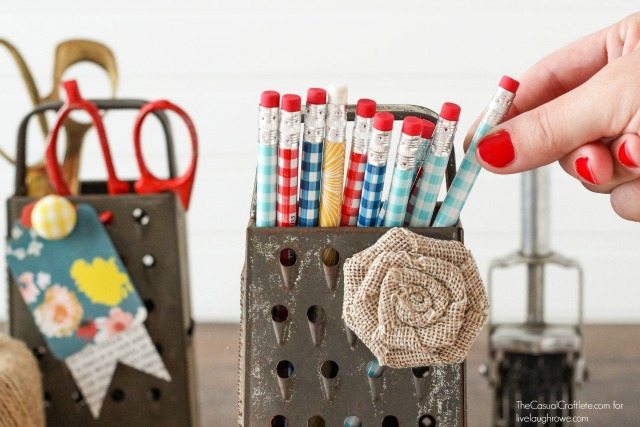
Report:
6,203,146,360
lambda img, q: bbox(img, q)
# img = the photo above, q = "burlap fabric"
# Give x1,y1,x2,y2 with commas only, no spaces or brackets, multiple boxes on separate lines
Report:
0,333,44,427
343,228,489,368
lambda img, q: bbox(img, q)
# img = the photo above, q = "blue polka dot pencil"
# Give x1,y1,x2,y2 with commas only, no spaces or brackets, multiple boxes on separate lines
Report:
433,76,519,227
255,90,280,227
357,112,394,227
408,102,461,227
382,116,423,227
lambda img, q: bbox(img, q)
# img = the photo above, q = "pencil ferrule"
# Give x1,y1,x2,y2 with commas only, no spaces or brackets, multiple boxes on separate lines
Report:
484,87,516,126
430,118,458,157
278,110,302,148
258,106,279,146
395,132,422,170
351,115,373,154
326,104,348,142
304,103,327,142
367,128,392,166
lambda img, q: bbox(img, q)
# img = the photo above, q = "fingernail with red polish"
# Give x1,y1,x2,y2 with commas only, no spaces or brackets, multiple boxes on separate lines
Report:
477,130,515,167
618,140,638,168
575,157,597,184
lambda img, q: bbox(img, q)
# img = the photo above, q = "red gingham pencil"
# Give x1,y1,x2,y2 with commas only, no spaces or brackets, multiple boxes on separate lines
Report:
340,151,367,226
276,94,302,227
340,99,376,226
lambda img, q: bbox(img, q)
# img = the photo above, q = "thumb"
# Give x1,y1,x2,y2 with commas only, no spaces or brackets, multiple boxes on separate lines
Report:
475,58,636,174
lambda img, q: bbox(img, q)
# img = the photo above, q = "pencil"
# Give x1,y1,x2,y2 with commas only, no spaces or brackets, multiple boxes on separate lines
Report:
357,112,394,227
276,94,302,227
298,88,327,227
340,99,376,226
319,84,348,227
433,76,519,227
256,90,280,227
382,116,422,227
408,102,461,227
404,119,436,225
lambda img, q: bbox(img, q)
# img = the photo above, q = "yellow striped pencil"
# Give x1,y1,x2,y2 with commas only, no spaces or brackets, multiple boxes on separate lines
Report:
319,84,348,227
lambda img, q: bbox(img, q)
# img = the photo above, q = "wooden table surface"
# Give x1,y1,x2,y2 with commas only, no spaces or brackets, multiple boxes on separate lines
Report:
197,323,640,426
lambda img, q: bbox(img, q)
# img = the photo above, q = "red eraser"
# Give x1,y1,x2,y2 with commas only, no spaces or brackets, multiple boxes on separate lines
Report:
421,119,436,139
356,98,376,118
439,102,461,121
402,116,422,137
281,94,301,112
307,88,327,105
499,75,520,93
373,112,394,132
260,90,280,108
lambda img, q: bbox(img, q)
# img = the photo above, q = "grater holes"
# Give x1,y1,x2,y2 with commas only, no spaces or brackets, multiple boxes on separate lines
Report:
271,305,289,323
367,360,384,378
110,388,125,402
271,415,288,427
148,387,162,401
279,248,296,267
308,415,325,427
32,345,47,360
321,247,339,267
382,416,399,427
142,254,156,268
306,305,325,324
71,390,84,405
320,360,339,379
412,366,430,378
276,360,294,379
132,208,150,225
419,414,437,426
344,416,362,427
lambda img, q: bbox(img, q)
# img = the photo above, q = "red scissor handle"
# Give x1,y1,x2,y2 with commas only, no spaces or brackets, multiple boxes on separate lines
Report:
45,80,130,196
133,100,198,210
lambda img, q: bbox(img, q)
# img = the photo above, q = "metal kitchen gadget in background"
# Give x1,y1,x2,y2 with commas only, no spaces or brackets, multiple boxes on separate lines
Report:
480,167,587,427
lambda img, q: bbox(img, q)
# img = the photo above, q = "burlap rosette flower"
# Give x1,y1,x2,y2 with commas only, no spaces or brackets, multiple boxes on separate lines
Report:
342,228,489,368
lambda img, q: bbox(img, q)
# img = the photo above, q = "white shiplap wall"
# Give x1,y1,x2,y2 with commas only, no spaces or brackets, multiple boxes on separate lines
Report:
0,0,638,322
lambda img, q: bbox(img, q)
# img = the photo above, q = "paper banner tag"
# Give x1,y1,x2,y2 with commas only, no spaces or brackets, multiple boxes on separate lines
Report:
6,200,171,418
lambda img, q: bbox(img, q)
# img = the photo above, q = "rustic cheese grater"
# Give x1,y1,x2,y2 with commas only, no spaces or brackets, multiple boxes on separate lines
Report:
240,105,468,427
6,100,197,426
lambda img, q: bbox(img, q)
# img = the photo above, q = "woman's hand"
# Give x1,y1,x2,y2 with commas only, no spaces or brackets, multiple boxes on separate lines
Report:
468,13,640,221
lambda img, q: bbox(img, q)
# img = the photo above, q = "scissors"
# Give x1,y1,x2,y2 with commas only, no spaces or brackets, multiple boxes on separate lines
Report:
45,80,198,210
1,38,119,195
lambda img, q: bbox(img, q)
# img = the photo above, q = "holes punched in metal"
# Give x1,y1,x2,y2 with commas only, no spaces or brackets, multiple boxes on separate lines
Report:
382,415,399,427
71,390,84,404
271,305,289,323
279,248,297,290
132,207,150,226
271,415,288,427
306,305,325,324
142,254,156,268
33,345,47,360
110,388,125,402
321,247,340,291
418,414,437,427
308,415,325,427
320,360,339,379
412,366,430,378
279,248,296,267
344,416,362,427
276,360,294,379
321,247,339,267
367,360,385,378
149,387,162,401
